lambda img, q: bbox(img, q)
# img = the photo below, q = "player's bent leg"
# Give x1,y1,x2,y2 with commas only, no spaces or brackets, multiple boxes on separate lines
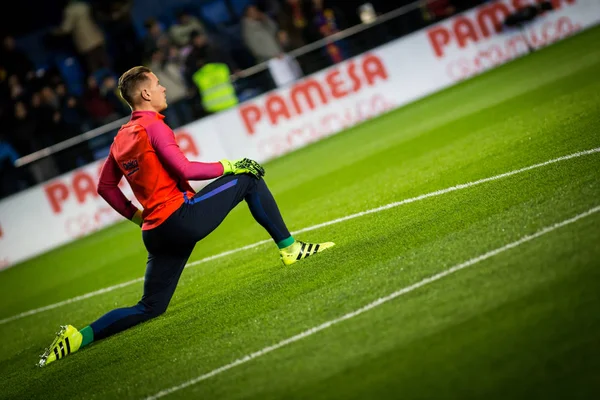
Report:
39,241,192,366
182,174,266,241
244,177,292,246
89,249,191,342
183,173,290,245
184,173,335,266
244,177,335,265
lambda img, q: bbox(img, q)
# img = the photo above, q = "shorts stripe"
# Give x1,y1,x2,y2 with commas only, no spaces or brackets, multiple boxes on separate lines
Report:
184,179,238,205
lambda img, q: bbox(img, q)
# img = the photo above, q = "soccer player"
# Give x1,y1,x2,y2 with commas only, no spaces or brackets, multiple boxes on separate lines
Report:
38,66,334,367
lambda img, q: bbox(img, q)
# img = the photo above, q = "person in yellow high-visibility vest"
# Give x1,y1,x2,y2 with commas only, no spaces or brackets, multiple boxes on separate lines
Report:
192,62,238,113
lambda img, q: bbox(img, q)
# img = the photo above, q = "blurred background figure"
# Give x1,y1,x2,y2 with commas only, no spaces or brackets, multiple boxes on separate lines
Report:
52,0,111,75
169,10,206,49
143,18,172,63
82,76,119,128
277,0,312,51
0,133,25,197
242,4,284,63
1,36,35,82
92,0,142,75
310,0,349,64
185,31,239,117
421,0,457,23
150,46,194,128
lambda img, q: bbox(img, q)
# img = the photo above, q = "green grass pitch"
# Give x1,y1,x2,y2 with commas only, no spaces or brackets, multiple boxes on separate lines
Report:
1,26,600,400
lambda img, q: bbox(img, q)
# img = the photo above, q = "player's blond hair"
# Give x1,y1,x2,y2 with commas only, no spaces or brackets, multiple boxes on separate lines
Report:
118,66,152,108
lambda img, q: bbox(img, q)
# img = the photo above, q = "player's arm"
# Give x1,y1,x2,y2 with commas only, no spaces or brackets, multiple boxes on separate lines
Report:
147,121,225,180
147,121,265,180
97,152,143,226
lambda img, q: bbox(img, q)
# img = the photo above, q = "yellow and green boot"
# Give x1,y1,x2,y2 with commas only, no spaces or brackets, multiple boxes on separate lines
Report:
280,240,335,266
38,325,83,367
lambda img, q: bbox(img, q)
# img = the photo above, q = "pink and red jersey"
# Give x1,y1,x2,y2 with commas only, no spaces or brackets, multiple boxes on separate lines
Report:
97,111,224,230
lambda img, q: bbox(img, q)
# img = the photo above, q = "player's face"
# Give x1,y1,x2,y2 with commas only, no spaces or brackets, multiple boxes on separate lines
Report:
146,73,168,112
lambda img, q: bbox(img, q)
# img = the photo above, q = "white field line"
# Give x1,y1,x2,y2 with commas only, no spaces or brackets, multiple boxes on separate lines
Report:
0,147,598,326
145,205,600,400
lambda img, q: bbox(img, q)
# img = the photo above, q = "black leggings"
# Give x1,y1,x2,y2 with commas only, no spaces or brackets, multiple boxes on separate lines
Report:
90,174,291,340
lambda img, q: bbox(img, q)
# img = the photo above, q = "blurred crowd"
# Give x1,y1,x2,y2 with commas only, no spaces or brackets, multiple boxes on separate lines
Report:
0,0,483,198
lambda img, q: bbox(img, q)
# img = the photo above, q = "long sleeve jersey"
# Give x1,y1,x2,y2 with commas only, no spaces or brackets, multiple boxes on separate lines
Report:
97,111,224,230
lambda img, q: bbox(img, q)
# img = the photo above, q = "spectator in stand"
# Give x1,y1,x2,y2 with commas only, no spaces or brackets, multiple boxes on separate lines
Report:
421,0,456,23
9,101,40,157
82,76,119,128
150,46,194,129
309,0,349,64
0,36,35,82
52,0,111,75
40,84,87,171
277,0,315,51
9,100,59,184
169,10,206,49
185,31,239,86
0,71,10,133
55,81,96,168
32,88,63,149
185,31,240,117
7,75,26,102
241,5,285,63
328,0,399,27
256,0,283,19
0,134,24,198
143,18,172,62
55,82,90,136
92,0,142,75
40,86,65,136
40,86,61,113
276,30,293,53
100,74,129,117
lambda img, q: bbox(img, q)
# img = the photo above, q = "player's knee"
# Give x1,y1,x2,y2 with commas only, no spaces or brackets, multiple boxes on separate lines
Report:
138,301,168,319
239,172,261,183
236,174,258,195
148,304,168,318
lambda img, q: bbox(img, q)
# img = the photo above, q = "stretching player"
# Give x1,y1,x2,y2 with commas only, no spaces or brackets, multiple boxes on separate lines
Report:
38,66,334,367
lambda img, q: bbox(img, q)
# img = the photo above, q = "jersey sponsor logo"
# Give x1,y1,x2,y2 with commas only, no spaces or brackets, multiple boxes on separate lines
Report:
122,159,140,176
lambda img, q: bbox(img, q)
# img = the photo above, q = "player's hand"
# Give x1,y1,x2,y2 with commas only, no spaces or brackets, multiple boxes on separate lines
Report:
220,158,265,179
131,209,143,227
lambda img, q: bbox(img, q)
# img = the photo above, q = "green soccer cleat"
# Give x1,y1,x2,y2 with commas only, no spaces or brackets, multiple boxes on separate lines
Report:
38,325,83,367
280,240,335,266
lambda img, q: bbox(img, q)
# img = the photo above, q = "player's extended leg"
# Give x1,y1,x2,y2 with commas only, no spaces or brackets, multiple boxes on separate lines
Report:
38,173,333,366
39,239,193,367
89,248,193,341
181,173,334,265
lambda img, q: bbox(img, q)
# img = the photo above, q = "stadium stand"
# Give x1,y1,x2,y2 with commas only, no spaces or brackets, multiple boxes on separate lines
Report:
0,0,485,198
